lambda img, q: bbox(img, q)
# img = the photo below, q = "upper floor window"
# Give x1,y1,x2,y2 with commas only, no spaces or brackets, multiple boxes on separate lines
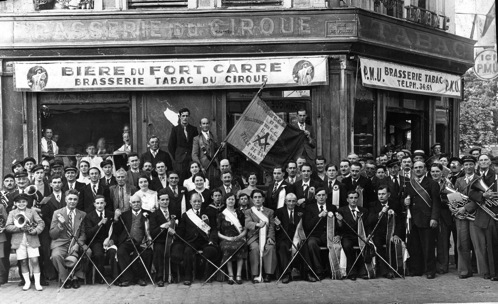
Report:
222,0,282,7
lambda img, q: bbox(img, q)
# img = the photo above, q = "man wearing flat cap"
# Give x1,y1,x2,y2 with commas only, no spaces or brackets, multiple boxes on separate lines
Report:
50,159,65,180
62,166,85,194
11,160,24,175
100,160,117,187
7,172,34,212
412,150,426,163
469,148,481,160
448,157,465,186
386,159,406,206
23,157,37,183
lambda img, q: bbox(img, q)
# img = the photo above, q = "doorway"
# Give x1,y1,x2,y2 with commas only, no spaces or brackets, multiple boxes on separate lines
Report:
386,110,425,152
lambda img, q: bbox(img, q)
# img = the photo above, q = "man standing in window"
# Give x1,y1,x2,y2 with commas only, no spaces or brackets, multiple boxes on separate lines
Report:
290,109,315,164
168,108,199,181
41,128,59,161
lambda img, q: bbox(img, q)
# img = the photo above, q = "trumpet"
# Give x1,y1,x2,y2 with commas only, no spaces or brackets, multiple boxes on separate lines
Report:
442,187,476,221
23,185,44,208
13,213,38,232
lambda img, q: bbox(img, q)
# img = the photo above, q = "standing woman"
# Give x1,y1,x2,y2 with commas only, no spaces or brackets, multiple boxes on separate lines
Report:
187,173,211,212
217,193,247,284
137,175,158,213
430,163,453,274
183,161,210,191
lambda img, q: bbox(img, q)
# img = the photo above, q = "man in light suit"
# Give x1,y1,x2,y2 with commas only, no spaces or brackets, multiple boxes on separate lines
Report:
109,168,138,212
291,109,316,163
245,189,277,283
168,108,199,181
192,118,220,183
140,136,173,175
50,189,89,289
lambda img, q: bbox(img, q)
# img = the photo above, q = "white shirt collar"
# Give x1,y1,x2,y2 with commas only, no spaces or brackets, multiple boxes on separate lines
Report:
317,203,326,211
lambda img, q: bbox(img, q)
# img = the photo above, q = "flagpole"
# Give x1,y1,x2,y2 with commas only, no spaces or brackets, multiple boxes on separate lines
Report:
204,80,267,172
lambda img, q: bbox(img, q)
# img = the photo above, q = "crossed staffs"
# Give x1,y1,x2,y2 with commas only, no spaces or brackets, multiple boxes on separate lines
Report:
276,216,324,284
339,212,403,279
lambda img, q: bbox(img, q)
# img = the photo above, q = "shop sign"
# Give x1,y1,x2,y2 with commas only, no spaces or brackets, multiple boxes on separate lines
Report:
359,57,461,98
474,49,498,80
13,56,328,92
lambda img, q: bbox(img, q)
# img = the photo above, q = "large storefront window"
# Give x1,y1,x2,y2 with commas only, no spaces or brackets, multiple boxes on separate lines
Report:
39,93,131,168
353,98,375,158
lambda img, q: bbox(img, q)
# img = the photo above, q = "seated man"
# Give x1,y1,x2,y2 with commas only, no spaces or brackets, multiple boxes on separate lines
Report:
336,190,371,280
112,195,153,287
245,189,277,283
83,195,117,284
302,188,336,281
170,192,219,285
49,189,89,289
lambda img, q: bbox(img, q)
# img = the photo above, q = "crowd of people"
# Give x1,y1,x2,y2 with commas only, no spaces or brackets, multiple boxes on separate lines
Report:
0,107,497,292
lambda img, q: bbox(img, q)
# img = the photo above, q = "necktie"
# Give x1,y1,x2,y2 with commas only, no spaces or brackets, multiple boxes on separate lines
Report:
352,210,357,221
290,210,294,225
93,184,97,196
100,211,103,220
67,211,74,238
393,176,400,193
69,183,74,190
303,184,308,192
184,126,188,139
196,210,200,217
226,186,231,193
119,186,124,208
106,179,110,186
257,207,261,212
272,183,278,195
47,139,53,154
465,176,471,184
328,180,332,190
56,194,60,202
290,177,294,184
320,205,324,212
173,187,178,197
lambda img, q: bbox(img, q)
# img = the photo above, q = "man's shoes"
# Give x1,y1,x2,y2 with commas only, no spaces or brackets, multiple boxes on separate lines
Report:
459,274,472,279
157,280,164,287
490,277,498,281
183,281,191,286
137,279,147,286
263,274,271,283
119,281,130,287
347,275,357,281
385,273,395,280
235,276,243,285
307,273,317,282
63,280,72,289
361,275,369,280
252,276,260,284
18,280,25,287
484,274,491,280
281,275,290,284
426,274,435,279
72,279,80,289
40,279,49,286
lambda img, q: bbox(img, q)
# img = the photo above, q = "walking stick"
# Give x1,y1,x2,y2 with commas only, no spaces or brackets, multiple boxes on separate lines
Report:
58,222,105,292
276,216,324,284
163,216,176,283
118,216,155,286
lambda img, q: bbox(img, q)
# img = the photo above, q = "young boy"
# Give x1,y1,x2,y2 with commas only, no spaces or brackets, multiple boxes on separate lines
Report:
6,194,45,291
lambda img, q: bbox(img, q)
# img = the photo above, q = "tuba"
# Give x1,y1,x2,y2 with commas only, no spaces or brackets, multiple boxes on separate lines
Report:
442,187,475,221
469,178,498,221
24,185,44,208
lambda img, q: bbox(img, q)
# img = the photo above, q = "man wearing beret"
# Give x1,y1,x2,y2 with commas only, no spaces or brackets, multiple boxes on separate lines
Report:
11,160,24,175
469,148,482,160
100,160,117,187
50,159,65,181
23,157,37,183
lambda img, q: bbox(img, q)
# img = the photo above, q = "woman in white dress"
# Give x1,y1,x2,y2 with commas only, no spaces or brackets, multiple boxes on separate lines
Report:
183,161,210,191
137,175,158,213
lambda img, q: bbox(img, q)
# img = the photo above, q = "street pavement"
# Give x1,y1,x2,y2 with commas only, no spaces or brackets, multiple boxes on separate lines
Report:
2,266,498,304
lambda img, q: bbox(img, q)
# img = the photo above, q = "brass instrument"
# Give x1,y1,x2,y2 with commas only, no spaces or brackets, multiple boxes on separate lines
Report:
13,213,38,232
470,178,498,221
0,191,9,209
24,185,44,208
442,187,476,221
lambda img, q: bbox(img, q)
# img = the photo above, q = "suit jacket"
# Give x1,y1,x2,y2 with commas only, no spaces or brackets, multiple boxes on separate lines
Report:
5,208,45,249
163,185,188,219
303,202,336,238
168,124,199,163
84,209,113,244
109,184,138,212
49,207,86,250
449,169,465,187
294,179,324,203
126,170,145,189
112,209,148,246
140,149,173,172
367,199,402,238
77,181,112,214
275,206,304,245
266,180,295,211
40,192,66,231
187,189,211,212
100,176,117,188
403,176,441,228
324,178,347,207
342,175,375,205
468,170,498,229
192,131,219,171
290,121,316,161
337,205,370,240
177,209,218,245
0,205,6,243
217,182,242,198
386,174,407,206
150,208,175,244
149,175,168,192
245,206,275,242
62,180,86,194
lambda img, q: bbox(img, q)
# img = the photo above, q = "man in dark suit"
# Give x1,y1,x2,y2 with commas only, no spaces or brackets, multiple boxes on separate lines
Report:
448,157,465,186
324,164,347,208
284,161,300,185
386,159,406,206
294,163,323,208
140,136,173,176
266,166,295,211
403,161,441,279
163,171,187,219
149,189,176,287
290,109,315,163
337,190,370,280
62,166,85,194
112,195,153,287
84,195,116,284
7,172,34,211
168,108,199,181
192,118,220,183
217,170,241,197
367,185,402,278
302,188,336,281
275,193,304,283
77,167,111,214
100,160,117,187
126,153,144,189
170,192,218,285
468,153,498,281
342,162,375,208
149,161,168,192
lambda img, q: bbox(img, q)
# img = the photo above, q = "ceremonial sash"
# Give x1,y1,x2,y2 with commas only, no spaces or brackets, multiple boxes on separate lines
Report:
386,211,409,275
222,209,242,234
332,185,340,208
181,195,187,215
356,187,364,208
358,216,375,278
251,206,268,254
186,209,211,235
291,219,306,256
410,176,432,208
277,187,286,209
326,213,344,279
